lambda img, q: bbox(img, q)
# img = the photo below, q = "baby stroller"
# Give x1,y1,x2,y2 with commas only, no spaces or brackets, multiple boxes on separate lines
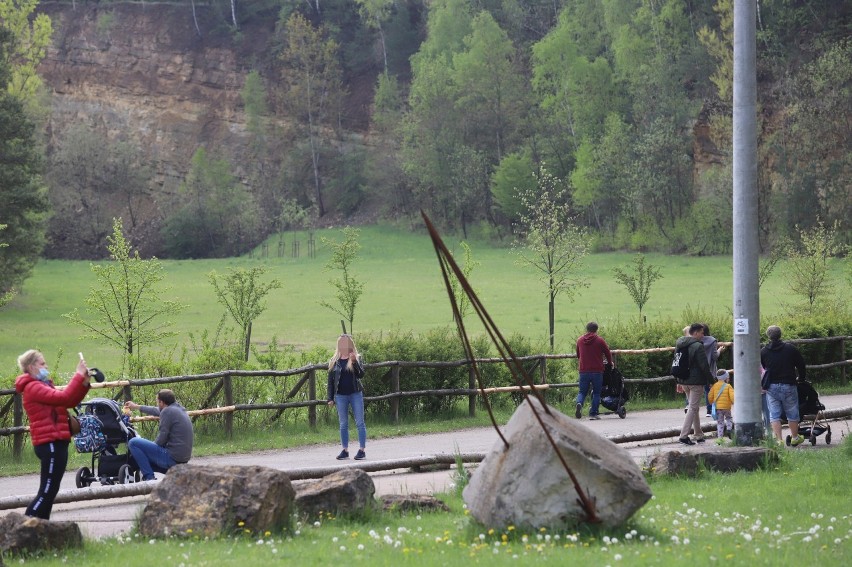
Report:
73,398,140,487
785,380,832,446
600,365,629,419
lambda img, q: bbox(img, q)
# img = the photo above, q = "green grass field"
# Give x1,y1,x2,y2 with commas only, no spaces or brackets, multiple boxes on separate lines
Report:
1,224,847,377
8,436,852,566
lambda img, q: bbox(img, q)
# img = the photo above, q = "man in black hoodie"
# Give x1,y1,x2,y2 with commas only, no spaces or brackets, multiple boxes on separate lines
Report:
760,325,806,446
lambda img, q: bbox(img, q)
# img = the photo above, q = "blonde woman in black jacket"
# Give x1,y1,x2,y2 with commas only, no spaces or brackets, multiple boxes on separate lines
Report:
326,334,367,460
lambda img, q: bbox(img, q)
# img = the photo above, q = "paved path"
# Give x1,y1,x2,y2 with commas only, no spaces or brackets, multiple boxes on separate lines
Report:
2,394,850,539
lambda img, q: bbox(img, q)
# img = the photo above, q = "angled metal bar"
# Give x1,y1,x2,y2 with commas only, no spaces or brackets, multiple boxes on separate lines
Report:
422,211,599,523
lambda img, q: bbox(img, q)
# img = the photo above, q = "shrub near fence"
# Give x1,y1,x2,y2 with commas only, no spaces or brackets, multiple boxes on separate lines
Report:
2,335,849,460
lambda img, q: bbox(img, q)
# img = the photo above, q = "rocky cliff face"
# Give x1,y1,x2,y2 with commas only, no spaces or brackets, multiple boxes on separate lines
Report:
38,3,281,257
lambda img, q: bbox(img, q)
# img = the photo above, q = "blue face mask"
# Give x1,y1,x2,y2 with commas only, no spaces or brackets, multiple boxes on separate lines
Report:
37,368,50,381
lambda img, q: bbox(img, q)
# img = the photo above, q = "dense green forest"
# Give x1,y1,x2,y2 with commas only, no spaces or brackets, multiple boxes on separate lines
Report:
1,0,850,291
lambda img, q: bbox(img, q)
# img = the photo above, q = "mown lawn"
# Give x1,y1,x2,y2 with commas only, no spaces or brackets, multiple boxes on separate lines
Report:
3,224,845,376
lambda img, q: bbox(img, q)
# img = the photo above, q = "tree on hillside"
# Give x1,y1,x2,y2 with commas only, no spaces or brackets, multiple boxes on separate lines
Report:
514,166,590,350
364,73,409,213
400,0,472,224
403,1,527,231
320,227,363,334
0,0,52,104
209,266,283,362
0,223,14,308
697,0,733,105
63,218,186,376
48,124,150,258
0,28,48,295
161,146,260,258
491,150,536,225
451,10,526,164
278,13,345,218
612,254,663,320
241,69,287,231
776,39,852,234
355,0,394,75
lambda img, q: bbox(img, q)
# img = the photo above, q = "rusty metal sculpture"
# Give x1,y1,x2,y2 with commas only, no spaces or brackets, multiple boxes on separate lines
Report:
422,211,600,523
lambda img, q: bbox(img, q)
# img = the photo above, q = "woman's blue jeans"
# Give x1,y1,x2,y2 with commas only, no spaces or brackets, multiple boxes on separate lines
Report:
335,391,367,449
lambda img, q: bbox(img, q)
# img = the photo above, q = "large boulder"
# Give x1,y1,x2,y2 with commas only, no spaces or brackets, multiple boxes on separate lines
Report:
138,464,295,538
463,397,652,529
647,447,778,477
0,512,82,556
294,468,375,519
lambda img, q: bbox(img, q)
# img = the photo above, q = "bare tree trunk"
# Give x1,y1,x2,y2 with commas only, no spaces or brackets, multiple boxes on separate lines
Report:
308,111,325,216
379,24,388,76
191,0,202,37
548,287,555,351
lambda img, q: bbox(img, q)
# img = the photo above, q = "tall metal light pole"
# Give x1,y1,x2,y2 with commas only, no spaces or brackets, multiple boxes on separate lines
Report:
732,0,763,445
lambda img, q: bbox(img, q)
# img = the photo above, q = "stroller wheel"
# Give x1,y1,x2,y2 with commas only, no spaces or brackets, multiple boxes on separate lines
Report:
826,431,832,444
809,434,817,446
785,435,791,446
75,466,92,489
618,407,627,419
118,464,134,485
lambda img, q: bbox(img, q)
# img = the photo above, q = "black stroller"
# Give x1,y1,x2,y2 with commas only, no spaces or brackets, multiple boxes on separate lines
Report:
785,380,832,446
599,365,629,419
74,398,140,487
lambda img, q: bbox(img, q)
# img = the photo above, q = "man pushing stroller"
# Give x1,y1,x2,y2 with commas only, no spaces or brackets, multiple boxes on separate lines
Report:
124,389,194,481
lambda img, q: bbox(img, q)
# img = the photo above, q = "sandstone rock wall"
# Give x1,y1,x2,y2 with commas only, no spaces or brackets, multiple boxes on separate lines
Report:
39,3,272,194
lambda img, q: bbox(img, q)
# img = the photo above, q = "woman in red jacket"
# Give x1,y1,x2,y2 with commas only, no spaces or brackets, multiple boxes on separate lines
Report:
15,350,91,519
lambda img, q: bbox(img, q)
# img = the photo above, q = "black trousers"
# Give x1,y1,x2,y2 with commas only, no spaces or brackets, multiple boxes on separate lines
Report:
26,440,69,520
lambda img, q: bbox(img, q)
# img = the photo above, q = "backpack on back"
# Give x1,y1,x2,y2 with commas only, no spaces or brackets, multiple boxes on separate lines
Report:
671,343,692,381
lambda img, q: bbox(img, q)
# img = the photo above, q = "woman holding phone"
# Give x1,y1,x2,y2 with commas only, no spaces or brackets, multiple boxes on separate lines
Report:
15,350,91,519
326,334,367,460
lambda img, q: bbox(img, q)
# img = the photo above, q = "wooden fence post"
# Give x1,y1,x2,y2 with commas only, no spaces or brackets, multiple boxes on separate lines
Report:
391,365,400,424
468,364,476,417
308,369,316,430
13,393,23,461
223,373,233,439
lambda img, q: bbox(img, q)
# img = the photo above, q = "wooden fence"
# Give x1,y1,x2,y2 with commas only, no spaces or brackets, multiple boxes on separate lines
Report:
2,336,849,460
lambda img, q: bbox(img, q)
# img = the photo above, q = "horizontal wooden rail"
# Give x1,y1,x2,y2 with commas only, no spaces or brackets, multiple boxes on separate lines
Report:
3,336,849,457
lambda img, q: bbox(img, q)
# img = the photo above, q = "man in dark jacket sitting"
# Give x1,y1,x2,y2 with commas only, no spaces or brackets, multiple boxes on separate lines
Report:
125,389,194,481
677,323,713,445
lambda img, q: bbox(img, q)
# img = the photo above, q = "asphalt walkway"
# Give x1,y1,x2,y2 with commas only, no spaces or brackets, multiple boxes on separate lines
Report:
2,394,850,539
